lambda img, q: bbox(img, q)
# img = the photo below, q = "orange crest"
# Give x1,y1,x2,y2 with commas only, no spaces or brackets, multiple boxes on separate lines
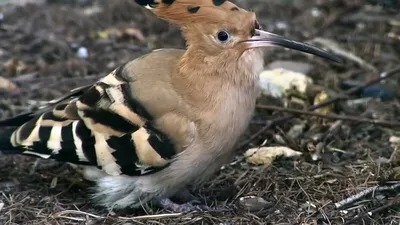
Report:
135,0,250,25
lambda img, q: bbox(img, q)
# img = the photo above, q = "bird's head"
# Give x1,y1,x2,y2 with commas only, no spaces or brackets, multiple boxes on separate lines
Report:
135,0,341,63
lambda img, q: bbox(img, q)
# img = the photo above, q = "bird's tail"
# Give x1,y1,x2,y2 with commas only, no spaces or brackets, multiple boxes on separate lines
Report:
0,111,36,154
0,127,23,154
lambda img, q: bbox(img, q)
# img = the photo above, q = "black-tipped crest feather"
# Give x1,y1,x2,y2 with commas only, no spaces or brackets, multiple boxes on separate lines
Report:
134,0,244,25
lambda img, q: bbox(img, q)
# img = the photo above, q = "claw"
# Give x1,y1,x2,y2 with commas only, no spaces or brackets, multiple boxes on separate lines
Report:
156,197,210,212
173,188,206,204
155,197,231,213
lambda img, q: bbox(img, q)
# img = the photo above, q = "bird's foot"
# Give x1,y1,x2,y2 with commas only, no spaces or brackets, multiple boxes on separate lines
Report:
155,197,230,213
155,197,214,212
173,188,206,205
156,197,209,212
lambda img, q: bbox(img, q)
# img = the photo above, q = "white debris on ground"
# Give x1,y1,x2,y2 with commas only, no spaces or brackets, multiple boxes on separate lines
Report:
245,146,302,166
259,68,313,101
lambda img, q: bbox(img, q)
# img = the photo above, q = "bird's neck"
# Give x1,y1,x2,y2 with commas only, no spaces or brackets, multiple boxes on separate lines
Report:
172,47,264,157
172,46,264,121
173,47,263,105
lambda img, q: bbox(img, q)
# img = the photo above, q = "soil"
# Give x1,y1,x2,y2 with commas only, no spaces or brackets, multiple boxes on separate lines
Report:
0,0,399,224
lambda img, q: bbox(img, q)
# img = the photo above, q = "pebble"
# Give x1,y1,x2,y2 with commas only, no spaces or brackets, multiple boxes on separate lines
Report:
237,196,272,211
76,47,88,59
275,21,288,30
361,84,396,101
341,80,396,101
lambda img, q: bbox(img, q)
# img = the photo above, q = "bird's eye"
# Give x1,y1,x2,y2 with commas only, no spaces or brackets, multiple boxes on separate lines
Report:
216,30,230,42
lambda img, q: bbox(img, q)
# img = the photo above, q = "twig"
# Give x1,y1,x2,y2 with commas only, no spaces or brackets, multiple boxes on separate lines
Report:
10,72,38,83
52,210,104,219
344,196,400,225
52,209,183,221
119,213,184,220
334,182,400,209
310,38,377,72
237,67,400,149
53,216,87,222
256,104,400,128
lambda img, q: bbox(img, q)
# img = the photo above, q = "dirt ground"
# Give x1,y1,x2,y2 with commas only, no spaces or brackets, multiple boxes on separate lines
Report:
0,0,399,224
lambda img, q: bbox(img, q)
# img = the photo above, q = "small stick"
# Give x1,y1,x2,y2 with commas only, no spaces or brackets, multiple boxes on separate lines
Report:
344,196,400,225
52,209,184,221
334,182,400,209
237,66,400,149
256,104,400,128
52,210,104,219
119,213,184,220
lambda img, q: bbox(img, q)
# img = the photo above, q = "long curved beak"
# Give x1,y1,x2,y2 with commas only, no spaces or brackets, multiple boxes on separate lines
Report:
242,29,342,63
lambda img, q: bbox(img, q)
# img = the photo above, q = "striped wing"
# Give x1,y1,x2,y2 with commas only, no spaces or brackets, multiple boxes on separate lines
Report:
5,65,177,176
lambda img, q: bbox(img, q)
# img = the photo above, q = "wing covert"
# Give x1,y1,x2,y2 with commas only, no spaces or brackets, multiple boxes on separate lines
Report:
3,63,193,176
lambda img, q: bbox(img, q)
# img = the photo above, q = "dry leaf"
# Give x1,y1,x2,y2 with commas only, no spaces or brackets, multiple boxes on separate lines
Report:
90,28,123,40
313,91,332,114
389,136,400,164
245,146,302,166
3,58,27,75
90,27,145,42
124,28,145,41
0,76,18,91
50,176,58,189
325,179,337,184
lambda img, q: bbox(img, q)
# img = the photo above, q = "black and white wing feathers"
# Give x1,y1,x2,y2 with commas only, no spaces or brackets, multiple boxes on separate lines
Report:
0,65,178,176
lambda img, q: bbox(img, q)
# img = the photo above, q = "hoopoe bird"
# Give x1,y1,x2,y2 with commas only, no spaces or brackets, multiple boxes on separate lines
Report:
0,0,340,212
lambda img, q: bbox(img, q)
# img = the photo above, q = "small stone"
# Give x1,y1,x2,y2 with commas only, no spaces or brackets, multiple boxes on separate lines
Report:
76,47,88,59
311,7,323,17
275,21,288,30
287,123,306,139
375,194,386,201
361,84,396,101
238,196,272,212
82,5,103,16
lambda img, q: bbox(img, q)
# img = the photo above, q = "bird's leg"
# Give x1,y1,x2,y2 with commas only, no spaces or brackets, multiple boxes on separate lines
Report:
30,158,63,174
173,188,206,205
155,197,211,212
